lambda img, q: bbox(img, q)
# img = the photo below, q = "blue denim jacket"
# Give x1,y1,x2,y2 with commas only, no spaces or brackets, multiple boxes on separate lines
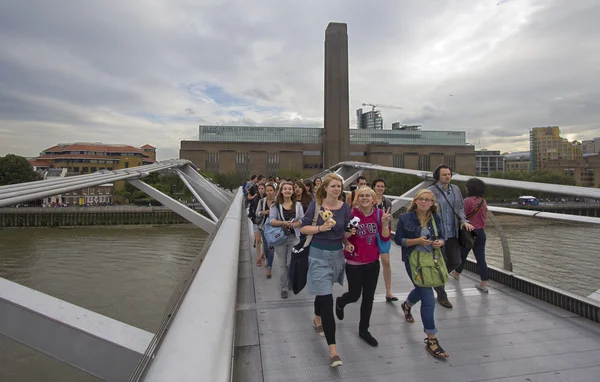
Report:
394,211,445,262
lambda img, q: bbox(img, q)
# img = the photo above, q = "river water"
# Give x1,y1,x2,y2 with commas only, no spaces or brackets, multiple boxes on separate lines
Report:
1,217,599,381
0,225,207,382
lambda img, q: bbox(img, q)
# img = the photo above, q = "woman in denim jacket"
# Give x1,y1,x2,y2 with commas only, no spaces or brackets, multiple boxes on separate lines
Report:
395,189,449,359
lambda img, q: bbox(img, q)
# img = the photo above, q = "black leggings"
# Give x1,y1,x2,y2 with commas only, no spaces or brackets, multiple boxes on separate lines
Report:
314,294,336,345
338,261,380,332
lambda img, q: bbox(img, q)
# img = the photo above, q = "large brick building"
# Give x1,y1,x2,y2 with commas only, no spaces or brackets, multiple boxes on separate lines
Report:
180,126,476,178
180,22,475,178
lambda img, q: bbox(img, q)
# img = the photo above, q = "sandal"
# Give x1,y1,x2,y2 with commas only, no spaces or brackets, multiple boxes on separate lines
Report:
256,256,265,267
424,337,449,359
266,268,272,279
401,302,415,323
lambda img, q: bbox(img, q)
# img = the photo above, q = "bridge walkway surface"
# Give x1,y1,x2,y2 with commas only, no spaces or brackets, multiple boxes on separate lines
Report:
234,218,600,382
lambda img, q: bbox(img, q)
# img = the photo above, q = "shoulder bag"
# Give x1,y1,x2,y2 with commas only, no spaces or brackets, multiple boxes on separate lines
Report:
289,201,320,295
408,218,449,288
437,185,475,249
263,204,287,247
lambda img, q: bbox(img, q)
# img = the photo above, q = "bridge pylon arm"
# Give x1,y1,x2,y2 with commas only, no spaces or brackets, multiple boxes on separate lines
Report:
127,179,216,233
0,277,153,381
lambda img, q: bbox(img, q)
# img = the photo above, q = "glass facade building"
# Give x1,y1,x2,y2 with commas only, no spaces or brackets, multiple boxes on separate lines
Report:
199,125,466,146
199,125,322,144
349,129,466,146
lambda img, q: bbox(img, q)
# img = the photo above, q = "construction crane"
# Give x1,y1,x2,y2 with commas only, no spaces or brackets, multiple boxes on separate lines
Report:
361,103,403,112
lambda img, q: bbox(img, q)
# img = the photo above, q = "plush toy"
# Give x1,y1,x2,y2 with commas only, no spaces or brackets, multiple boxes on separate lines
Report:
321,210,336,226
346,216,360,232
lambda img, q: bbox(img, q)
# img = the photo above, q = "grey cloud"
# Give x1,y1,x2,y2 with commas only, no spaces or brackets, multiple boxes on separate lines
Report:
1,0,599,158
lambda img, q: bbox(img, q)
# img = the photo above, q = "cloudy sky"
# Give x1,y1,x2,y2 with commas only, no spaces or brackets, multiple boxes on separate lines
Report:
1,0,598,160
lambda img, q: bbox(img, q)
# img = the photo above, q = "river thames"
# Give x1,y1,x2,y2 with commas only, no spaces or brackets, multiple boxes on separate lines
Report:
1,216,598,381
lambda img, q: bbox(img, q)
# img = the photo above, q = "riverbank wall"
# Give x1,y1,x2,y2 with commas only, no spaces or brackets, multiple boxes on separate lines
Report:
0,206,194,227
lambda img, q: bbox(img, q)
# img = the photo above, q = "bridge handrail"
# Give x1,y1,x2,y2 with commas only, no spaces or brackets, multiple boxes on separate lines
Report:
140,188,243,381
336,161,600,200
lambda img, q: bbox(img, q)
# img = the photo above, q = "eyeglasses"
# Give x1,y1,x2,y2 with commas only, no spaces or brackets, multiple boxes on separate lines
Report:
416,198,433,203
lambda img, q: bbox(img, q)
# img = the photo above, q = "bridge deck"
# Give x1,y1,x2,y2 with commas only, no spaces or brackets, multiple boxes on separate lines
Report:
235,219,600,382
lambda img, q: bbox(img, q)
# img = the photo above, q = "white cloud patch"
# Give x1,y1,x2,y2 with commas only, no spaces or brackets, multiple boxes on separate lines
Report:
0,0,599,159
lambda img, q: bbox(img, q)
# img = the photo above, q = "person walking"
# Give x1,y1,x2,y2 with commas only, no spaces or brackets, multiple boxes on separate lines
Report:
428,165,474,309
371,178,397,302
346,176,367,208
336,186,391,347
300,173,352,368
395,189,449,359
269,181,304,298
451,178,490,293
257,182,277,279
250,183,266,266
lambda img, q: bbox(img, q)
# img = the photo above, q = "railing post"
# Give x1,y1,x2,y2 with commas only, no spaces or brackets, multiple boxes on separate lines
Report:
486,210,513,272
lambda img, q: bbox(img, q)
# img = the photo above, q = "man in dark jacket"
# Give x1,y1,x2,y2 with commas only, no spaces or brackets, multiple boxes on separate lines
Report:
428,165,474,309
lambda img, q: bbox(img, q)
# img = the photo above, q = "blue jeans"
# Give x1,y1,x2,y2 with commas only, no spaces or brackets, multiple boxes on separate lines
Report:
261,231,275,268
455,229,489,281
404,261,437,334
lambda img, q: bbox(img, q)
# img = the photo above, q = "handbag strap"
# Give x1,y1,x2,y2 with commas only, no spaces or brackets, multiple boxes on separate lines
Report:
466,198,485,219
302,201,321,248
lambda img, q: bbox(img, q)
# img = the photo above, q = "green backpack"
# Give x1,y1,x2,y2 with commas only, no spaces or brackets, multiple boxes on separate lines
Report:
408,218,449,288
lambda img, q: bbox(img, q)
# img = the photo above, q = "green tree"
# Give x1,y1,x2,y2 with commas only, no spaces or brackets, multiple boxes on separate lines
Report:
377,171,423,196
0,154,39,185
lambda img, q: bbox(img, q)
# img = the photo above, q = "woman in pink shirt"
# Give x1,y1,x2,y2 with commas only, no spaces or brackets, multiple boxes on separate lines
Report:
336,186,391,347
451,178,490,293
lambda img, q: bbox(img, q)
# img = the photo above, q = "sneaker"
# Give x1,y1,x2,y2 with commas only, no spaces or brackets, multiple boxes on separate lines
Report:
450,271,460,281
313,319,325,337
281,290,288,299
330,355,343,367
359,331,378,347
475,284,489,293
335,297,344,320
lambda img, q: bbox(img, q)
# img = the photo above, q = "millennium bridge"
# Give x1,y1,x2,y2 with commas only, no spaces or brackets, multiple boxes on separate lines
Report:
1,160,600,381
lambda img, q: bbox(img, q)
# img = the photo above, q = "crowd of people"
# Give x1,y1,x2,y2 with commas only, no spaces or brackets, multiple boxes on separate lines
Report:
244,164,490,367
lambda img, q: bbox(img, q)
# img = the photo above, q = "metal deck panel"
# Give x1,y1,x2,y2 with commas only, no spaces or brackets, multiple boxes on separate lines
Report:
249,235,600,381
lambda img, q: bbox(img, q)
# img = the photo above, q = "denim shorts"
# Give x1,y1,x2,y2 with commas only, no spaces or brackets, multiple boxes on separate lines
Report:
306,245,345,296
253,224,260,233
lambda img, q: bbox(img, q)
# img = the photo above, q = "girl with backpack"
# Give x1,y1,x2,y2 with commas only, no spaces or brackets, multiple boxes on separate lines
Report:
395,189,449,359
336,186,391,348
269,181,305,299
451,178,490,293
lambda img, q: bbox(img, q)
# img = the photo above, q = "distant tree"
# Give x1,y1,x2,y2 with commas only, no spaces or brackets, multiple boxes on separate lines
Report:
277,169,312,181
376,171,423,196
0,154,39,186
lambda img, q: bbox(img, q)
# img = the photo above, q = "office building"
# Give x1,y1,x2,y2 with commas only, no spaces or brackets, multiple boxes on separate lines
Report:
543,154,600,188
529,126,582,171
582,138,600,155
504,151,530,171
476,149,504,176
29,142,156,173
356,108,383,130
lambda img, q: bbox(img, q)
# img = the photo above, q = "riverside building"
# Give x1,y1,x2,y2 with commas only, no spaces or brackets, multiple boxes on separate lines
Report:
180,125,476,178
180,22,475,178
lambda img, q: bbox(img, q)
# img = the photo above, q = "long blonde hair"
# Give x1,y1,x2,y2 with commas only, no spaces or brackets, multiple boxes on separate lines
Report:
408,189,438,228
315,173,345,204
